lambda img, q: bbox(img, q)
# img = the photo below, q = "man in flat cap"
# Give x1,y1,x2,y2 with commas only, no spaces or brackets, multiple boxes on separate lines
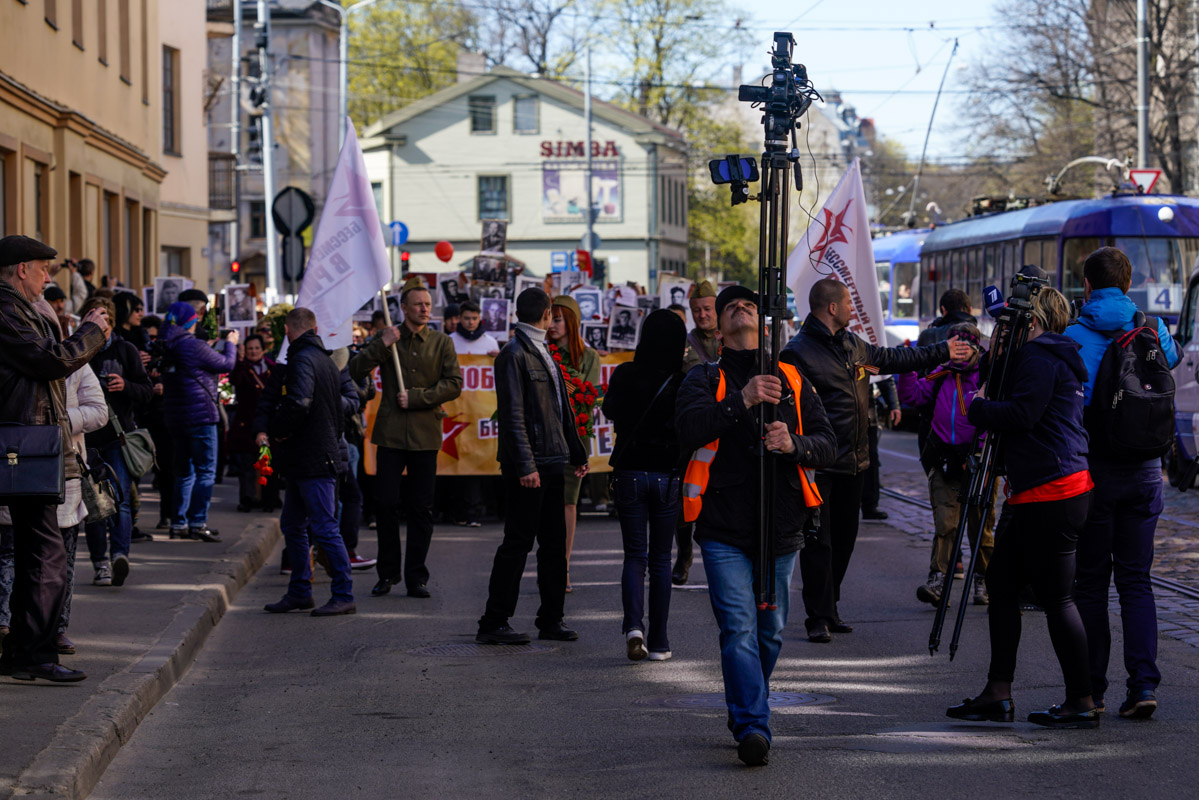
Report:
0,235,110,682
674,279,721,584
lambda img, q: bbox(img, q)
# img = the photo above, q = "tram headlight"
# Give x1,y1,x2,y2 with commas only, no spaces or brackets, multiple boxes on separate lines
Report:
1158,206,1175,223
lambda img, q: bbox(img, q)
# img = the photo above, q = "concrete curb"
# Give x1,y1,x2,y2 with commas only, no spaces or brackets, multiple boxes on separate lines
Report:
10,520,280,800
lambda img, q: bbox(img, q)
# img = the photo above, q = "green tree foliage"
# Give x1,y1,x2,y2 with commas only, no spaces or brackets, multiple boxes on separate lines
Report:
342,0,476,129
686,115,758,284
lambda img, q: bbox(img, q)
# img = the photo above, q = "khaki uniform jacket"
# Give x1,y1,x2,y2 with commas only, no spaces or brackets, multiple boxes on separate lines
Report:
681,327,719,374
350,324,462,452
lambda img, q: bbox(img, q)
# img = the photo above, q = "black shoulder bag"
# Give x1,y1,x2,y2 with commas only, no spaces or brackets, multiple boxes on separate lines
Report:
0,384,66,504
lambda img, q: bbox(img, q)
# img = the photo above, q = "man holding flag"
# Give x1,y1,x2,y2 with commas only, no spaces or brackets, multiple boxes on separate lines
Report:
783,160,972,643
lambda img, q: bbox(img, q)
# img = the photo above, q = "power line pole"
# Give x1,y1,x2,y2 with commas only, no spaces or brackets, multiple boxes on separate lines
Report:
256,0,281,299
907,38,958,228
1193,0,1198,191
230,0,241,276
1137,0,1150,169
584,44,595,283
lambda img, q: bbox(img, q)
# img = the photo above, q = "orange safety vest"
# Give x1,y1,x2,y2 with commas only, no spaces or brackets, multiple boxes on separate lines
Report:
681,363,823,523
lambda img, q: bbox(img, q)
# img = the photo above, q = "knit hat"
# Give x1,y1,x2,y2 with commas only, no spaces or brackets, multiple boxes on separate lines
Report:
165,301,199,329
552,294,581,320
0,235,57,268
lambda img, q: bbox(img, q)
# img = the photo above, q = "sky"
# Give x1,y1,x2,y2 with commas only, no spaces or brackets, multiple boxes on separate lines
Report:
732,0,1000,182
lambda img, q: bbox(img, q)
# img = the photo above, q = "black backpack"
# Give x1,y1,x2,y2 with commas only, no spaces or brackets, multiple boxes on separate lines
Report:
1085,311,1175,461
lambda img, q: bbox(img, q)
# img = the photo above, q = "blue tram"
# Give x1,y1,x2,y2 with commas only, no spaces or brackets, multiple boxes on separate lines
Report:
915,193,1199,330
870,227,928,345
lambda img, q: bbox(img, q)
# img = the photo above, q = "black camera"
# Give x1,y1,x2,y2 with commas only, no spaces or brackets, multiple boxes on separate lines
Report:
737,33,814,149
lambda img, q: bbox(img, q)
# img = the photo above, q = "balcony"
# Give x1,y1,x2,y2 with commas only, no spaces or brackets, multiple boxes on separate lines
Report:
208,152,236,210
207,0,234,22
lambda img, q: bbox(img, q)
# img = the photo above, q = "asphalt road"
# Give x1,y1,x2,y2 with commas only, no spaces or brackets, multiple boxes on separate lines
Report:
91,436,1199,799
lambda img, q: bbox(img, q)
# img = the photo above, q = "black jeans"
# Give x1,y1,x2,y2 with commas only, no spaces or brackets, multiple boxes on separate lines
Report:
1,500,67,666
986,494,1093,700
479,468,568,631
861,424,880,511
801,471,866,626
375,447,438,587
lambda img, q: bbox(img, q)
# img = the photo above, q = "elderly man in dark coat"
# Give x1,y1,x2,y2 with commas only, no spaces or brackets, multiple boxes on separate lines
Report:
0,235,109,682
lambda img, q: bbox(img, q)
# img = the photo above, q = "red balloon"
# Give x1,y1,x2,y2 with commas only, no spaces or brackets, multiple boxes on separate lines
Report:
434,241,454,263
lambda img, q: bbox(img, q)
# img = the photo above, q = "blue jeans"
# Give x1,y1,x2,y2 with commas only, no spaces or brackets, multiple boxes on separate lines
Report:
614,470,678,652
1074,462,1163,701
172,424,218,528
699,539,796,744
280,476,354,603
85,440,133,562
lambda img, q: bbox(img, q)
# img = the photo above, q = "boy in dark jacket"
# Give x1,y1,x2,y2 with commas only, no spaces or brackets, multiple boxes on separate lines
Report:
477,288,589,646
256,308,355,617
675,286,836,766
161,301,236,542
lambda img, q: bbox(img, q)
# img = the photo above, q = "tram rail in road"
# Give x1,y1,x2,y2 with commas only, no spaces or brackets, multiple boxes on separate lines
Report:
878,487,1199,604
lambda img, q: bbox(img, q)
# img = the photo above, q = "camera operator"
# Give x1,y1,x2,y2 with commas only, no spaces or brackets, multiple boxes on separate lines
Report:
161,302,237,542
676,286,836,766
1066,247,1180,719
784,278,973,642
947,287,1099,729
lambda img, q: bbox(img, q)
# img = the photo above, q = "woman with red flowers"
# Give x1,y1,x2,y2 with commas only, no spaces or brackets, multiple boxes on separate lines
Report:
548,295,601,592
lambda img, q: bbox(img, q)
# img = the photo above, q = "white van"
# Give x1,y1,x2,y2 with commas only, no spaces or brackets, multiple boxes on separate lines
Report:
1170,267,1199,489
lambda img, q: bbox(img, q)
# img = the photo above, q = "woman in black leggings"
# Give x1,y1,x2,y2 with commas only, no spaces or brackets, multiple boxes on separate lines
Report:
946,287,1099,729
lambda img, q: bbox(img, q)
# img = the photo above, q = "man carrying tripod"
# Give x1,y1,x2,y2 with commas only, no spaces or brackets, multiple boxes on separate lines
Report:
676,285,836,766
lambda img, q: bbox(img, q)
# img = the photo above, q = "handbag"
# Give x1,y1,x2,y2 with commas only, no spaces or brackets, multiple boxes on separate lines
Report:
77,450,120,524
108,405,157,479
0,408,66,505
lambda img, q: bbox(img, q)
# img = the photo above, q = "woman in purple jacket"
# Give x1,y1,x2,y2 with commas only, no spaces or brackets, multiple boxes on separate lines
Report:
161,301,237,542
897,322,996,607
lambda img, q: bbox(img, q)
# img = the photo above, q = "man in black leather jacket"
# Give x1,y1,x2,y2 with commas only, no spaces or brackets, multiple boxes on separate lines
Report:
783,278,972,642
675,285,836,766
477,288,588,645
255,308,356,618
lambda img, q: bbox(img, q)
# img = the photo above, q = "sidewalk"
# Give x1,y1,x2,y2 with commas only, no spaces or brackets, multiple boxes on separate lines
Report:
0,481,279,800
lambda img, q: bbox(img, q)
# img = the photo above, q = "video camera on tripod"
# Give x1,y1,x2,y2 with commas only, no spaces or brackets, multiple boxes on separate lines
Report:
929,269,1049,659
704,33,821,610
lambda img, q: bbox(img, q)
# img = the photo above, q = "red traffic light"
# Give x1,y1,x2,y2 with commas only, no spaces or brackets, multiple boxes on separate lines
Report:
400,250,410,263
231,260,241,274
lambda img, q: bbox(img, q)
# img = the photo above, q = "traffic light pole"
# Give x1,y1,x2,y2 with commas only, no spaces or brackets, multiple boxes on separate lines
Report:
257,0,281,301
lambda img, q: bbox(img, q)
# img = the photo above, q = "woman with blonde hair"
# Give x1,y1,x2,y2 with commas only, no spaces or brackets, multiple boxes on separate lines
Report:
547,295,601,592
947,287,1099,729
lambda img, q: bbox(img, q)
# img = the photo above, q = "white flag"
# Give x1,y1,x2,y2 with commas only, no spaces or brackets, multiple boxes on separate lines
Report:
290,117,390,354
787,158,885,347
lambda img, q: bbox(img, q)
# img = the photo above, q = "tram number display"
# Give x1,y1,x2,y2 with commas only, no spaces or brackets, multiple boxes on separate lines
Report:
1148,285,1182,314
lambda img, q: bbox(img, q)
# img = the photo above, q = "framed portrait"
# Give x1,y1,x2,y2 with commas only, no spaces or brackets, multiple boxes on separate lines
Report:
142,286,155,316
439,274,469,306
637,295,659,314
480,219,508,254
515,274,546,299
659,278,694,312
472,255,508,285
480,297,510,341
470,282,506,303
352,294,380,323
223,284,256,326
607,304,645,350
605,285,638,317
570,286,603,322
551,270,583,297
154,277,185,315
426,319,443,332
582,321,608,352
384,292,404,325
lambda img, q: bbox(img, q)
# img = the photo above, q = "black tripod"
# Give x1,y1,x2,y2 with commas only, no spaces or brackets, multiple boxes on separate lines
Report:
928,272,1047,659
711,32,820,609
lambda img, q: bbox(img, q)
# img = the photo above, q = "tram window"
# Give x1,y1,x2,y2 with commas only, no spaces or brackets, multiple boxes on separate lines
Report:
965,248,982,311
921,255,939,320
1002,241,1017,286
893,262,917,319
1115,236,1199,317
1062,237,1101,309
983,246,997,287
1179,274,1199,346
876,261,892,317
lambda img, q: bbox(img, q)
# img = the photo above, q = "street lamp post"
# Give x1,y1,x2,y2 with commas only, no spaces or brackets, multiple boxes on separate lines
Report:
316,0,385,148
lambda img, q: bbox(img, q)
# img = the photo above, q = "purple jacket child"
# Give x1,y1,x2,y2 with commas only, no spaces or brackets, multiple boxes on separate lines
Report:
161,305,236,427
897,363,982,450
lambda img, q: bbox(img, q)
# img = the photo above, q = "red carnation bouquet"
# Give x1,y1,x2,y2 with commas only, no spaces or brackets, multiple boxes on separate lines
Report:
548,343,601,439
253,445,274,486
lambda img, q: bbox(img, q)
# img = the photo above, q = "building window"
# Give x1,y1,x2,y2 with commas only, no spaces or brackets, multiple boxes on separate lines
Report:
469,96,495,134
98,0,107,64
163,46,180,154
118,0,130,83
161,246,185,277
140,0,148,103
478,176,508,220
72,0,82,48
249,200,266,238
0,158,6,236
371,181,384,223
45,0,57,29
32,162,47,242
513,96,538,134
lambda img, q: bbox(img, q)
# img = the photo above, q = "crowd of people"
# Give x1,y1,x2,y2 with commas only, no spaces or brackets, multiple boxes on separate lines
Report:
0,233,1177,768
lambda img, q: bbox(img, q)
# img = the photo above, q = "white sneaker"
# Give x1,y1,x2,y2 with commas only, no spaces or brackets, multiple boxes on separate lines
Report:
647,650,673,661
93,561,113,586
626,630,647,661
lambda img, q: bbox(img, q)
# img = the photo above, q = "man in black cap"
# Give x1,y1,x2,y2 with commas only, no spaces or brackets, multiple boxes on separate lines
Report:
0,235,110,682
676,284,836,765
43,284,67,318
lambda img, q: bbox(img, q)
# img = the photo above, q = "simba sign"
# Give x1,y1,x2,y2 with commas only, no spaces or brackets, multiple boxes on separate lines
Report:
539,140,620,158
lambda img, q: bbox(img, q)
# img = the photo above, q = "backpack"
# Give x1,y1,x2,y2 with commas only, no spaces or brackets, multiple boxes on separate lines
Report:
1086,311,1175,462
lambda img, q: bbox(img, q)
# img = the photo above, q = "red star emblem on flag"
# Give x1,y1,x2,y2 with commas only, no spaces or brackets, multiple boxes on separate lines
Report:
809,199,854,265
441,415,471,460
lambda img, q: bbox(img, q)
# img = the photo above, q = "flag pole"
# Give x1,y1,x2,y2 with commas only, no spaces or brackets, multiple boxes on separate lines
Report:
379,287,406,392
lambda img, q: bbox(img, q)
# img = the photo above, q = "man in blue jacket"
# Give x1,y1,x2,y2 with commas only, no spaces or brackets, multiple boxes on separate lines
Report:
1065,246,1181,720
161,301,236,542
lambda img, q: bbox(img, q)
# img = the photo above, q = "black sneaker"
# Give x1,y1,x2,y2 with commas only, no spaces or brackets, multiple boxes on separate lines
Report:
737,733,770,766
111,554,130,587
1119,689,1157,719
476,625,531,645
189,526,222,543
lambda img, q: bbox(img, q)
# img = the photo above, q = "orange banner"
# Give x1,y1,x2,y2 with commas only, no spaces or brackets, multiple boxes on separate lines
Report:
362,352,633,476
